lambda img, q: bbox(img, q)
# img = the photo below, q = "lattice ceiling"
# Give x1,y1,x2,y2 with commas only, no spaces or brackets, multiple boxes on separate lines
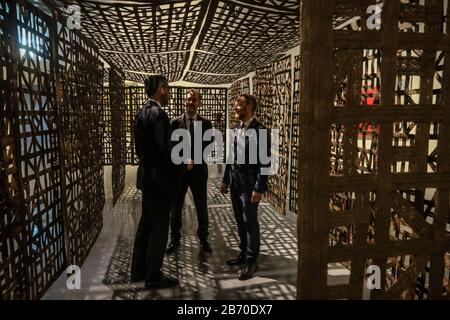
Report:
45,0,300,84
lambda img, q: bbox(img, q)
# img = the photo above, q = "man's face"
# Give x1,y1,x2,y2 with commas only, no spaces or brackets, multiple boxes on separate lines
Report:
159,83,170,107
233,96,250,120
185,91,200,117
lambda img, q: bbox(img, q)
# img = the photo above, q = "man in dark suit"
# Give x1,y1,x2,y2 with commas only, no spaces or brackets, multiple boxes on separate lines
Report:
166,89,213,253
220,94,270,281
130,75,179,289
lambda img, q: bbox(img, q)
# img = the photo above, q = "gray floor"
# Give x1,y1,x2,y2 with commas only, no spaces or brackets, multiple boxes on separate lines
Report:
43,166,302,300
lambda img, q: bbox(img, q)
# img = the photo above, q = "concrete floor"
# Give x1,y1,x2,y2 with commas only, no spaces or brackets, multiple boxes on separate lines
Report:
42,165,305,300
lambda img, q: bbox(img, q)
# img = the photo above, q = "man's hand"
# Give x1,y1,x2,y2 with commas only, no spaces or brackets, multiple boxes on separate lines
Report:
220,183,229,194
251,191,262,203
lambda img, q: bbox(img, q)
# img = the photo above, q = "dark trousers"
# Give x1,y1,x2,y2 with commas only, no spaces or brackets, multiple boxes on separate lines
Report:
170,168,209,242
230,189,260,261
131,186,171,282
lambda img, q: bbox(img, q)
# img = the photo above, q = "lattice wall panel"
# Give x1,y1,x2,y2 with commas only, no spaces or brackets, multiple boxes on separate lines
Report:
1,0,106,299
289,55,300,214
110,67,126,205
253,56,292,214
254,65,273,128
55,19,105,265
15,1,66,299
228,77,250,129
123,86,147,165
298,0,450,300
0,1,28,300
102,86,112,165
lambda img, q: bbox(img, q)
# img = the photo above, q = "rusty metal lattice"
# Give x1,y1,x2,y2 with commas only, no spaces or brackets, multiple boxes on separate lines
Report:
49,0,299,84
55,15,105,265
1,0,106,299
289,55,300,214
110,67,126,205
101,86,112,165
123,86,147,165
254,65,274,128
299,0,450,300
253,56,292,214
15,2,66,299
0,1,29,300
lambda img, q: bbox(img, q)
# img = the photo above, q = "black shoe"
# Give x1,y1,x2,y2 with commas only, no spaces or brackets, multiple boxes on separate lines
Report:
200,240,212,253
166,240,180,254
226,254,245,266
238,262,258,281
145,275,179,289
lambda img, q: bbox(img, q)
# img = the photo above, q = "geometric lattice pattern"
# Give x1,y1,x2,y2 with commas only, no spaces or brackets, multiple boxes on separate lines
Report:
55,14,105,266
110,68,126,205
118,86,228,166
0,0,104,299
101,178,297,300
0,0,28,300
298,0,450,300
253,56,292,214
14,1,66,300
49,0,300,84
289,55,300,214
101,86,112,165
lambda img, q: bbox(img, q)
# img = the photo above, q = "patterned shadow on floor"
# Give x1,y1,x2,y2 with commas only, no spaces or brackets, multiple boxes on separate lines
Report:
102,178,298,299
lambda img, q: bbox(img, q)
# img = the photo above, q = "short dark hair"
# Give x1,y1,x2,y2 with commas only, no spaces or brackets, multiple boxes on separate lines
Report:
239,94,257,113
187,89,201,101
144,75,168,97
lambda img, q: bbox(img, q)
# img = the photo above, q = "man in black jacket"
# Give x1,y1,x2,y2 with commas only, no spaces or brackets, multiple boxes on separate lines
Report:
220,94,271,280
130,75,179,289
167,89,213,253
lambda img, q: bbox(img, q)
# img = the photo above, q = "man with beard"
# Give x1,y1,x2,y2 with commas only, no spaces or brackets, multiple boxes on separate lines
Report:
167,89,213,254
220,94,270,281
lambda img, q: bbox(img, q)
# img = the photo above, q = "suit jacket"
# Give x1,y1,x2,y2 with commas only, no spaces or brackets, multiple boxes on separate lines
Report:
222,118,271,194
135,100,174,190
170,113,213,179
